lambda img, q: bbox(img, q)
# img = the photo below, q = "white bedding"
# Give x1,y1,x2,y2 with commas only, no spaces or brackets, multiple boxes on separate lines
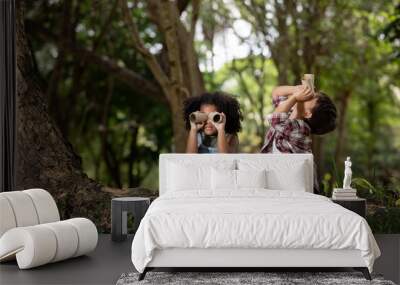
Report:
131,190,380,273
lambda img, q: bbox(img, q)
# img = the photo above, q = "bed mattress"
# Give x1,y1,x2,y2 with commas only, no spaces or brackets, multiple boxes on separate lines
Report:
131,190,380,273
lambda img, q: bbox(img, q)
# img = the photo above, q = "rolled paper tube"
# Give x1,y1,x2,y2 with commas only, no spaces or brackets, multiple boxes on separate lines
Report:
189,111,208,123
303,73,314,81
302,74,315,90
301,80,314,93
209,112,223,124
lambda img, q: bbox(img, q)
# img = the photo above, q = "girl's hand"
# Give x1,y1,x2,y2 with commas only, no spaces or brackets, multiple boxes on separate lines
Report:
211,112,226,132
190,120,205,132
294,85,314,102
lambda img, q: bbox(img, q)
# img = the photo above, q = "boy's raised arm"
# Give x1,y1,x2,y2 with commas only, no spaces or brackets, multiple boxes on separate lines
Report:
273,96,298,114
274,85,313,114
271,85,302,99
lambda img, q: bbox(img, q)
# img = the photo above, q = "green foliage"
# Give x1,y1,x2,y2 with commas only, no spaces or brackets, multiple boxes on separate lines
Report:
321,158,400,233
212,57,278,152
379,3,400,59
352,176,400,209
26,1,172,190
367,207,400,234
321,173,333,197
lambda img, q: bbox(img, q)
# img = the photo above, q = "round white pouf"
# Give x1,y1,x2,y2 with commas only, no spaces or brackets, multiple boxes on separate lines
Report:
42,221,79,262
0,196,17,237
0,189,98,269
0,191,39,227
0,225,57,269
23,189,60,224
0,218,98,269
65,218,98,257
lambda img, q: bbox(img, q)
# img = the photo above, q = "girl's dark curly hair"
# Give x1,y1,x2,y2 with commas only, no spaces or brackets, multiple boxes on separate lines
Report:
183,91,243,134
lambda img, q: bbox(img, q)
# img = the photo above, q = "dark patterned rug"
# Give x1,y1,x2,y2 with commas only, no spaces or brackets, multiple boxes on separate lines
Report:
116,271,396,285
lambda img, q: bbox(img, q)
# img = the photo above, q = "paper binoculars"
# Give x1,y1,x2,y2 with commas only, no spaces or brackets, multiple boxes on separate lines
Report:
189,111,223,124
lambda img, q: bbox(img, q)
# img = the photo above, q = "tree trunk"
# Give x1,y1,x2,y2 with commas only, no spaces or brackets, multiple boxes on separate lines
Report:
145,0,204,152
15,0,115,232
169,90,188,152
176,22,205,96
334,90,351,172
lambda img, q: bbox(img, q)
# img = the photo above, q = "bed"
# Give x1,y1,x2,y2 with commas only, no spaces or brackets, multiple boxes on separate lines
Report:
131,154,380,280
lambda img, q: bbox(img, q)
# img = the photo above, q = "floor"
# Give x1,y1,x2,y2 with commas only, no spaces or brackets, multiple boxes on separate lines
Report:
374,234,400,284
0,234,399,285
0,235,135,285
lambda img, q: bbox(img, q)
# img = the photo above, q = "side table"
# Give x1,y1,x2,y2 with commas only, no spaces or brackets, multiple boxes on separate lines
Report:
111,197,150,241
331,198,366,218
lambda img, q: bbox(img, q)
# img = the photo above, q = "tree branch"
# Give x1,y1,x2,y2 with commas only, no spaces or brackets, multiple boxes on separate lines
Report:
159,0,186,98
177,0,190,14
190,0,201,40
146,0,204,96
119,0,171,100
78,48,167,104
231,59,255,106
27,22,167,104
92,1,118,52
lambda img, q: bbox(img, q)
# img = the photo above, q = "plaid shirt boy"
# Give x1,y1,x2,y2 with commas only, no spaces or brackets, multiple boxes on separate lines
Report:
260,96,312,153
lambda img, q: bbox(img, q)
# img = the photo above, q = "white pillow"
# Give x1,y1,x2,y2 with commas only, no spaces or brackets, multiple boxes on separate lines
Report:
266,165,307,191
167,159,235,192
211,168,236,190
238,159,308,192
236,169,267,189
211,169,267,191
167,162,209,191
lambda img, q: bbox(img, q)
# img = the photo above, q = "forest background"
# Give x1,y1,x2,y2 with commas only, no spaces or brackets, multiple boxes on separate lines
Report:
16,0,400,232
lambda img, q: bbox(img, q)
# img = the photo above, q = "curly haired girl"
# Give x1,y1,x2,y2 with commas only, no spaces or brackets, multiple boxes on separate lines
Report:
183,92,243,153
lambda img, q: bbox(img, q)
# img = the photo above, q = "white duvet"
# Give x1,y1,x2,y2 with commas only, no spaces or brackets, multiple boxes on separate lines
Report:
131,190,380,273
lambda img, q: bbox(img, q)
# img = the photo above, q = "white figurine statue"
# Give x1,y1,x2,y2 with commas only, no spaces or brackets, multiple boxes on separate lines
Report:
343,157,352,189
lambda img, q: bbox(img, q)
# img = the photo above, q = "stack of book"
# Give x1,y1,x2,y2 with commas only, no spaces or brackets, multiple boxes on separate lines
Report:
332,188,357,200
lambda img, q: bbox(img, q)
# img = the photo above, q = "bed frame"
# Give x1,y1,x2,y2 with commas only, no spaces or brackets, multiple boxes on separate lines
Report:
138,154,372,281
139,248,370,280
